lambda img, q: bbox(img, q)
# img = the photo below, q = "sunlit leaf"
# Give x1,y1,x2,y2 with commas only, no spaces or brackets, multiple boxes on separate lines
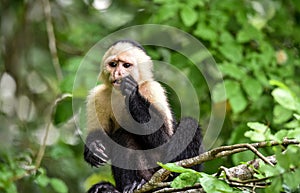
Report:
229,92,248,114
245,122,273,141
242,77,263,101
273,105,293,124
180,6,198,27
287,128,300,141
237,24,262,43
293,114,300,120
157,162,197,174
218,43,243,63
283,170,300,190
272,88,297,111
265,176,282,193
200,173,234,193
171,172,200,188
50,178,68,193
35,174,50,187
194,23,217,41
224,80,240,98
247,122,268,132
219,62,247,80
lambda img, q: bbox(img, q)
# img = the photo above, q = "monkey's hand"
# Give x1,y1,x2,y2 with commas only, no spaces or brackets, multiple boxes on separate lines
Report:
120,75,138,98
84,131,109,167
120,75,151,124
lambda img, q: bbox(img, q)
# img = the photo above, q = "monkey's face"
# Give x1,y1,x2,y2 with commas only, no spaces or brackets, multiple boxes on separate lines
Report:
100,42,153,89
103,49,140,89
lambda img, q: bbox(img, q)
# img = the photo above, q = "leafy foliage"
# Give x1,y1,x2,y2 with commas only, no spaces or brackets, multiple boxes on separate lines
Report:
0,0,300,192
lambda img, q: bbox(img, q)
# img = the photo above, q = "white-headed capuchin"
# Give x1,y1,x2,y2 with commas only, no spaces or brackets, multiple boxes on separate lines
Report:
84,40,203,193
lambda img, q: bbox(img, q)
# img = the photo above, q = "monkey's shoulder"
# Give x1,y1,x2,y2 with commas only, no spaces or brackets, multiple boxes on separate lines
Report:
86,85,117,132
139,81,167,103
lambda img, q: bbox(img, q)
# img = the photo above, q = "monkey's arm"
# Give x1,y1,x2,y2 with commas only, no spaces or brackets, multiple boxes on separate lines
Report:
120,76,171,147
120,76,151,123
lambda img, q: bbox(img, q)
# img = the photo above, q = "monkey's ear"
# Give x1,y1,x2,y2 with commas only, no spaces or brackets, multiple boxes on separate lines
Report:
120,75,138,98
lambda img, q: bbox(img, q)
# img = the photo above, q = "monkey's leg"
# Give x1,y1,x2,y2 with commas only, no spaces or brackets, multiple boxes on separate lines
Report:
168,117,204,172
110,128,155,192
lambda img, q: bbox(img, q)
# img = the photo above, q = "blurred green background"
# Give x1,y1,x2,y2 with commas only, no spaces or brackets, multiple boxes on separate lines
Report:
1,0,300,192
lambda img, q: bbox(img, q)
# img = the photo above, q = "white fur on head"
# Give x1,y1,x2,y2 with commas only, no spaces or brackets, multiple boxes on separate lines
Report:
99,41,154,85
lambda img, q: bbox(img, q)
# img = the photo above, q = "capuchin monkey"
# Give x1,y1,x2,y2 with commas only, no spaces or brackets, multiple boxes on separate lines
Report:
84,40,203,193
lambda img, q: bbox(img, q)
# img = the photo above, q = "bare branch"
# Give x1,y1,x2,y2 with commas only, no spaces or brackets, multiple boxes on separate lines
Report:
42,0,63,81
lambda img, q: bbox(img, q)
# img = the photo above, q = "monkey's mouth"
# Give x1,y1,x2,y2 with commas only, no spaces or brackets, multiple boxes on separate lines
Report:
112,79,122,87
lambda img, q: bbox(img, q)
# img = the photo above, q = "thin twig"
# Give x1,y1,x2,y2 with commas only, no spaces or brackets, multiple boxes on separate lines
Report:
42,0,63,81
34,120,51,168
244,144,274,166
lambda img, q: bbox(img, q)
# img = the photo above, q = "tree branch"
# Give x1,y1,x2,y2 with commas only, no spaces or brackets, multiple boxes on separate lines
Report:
135,139,299,193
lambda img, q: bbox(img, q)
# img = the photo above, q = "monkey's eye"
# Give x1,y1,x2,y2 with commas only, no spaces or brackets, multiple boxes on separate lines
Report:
108,61,117,67
123,63,131,68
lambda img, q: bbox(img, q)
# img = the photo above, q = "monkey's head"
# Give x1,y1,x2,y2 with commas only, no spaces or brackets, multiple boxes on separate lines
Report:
99,40,153,89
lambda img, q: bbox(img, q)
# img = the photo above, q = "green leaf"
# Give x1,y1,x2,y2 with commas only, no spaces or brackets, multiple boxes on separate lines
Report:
180,6,198,27
265,176,282,193
200,173,234,193
242,77,263,101
273,105,293,124
237,24,262,43
294,114,300,120
52,94,73,126
284,120,300,129
224,80,248,113
171,172,200,188
277,145,300,170
247,122,268,132
229,91,248,114
219,63,247,80
153,4,179,22
157,162,197,174
194,23,217,41
218,43,243,63
269,80,289,90
224,80,240,98
274,129,288,142
272,88,297,111
245,122,272,141
254,69,269,87
245,130,266,142
219,31,234,43
287,128,300,141
35,174,50,187
4,183,18,193
283,171,300,190
50,178,68,193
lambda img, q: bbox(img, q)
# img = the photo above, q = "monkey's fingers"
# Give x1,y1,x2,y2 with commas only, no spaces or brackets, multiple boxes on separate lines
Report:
120,75,138,97
84,142,109,167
